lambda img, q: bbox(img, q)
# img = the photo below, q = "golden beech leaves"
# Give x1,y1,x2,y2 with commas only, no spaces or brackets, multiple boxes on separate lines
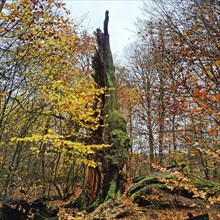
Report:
12,134,108,164
2,0,107,167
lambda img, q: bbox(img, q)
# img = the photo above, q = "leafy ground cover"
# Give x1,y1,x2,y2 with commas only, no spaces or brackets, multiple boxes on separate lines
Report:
53,194,220,220
0,178,219,219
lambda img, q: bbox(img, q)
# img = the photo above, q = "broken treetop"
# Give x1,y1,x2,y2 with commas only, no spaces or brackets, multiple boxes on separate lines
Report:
104,10,109,36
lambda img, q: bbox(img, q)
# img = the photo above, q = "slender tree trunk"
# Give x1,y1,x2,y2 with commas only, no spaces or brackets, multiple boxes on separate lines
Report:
172,113,176,151
146,78,154,169
158,72,165,165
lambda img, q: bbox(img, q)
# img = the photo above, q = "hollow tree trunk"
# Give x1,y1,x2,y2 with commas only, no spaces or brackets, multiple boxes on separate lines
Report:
69,11,130,212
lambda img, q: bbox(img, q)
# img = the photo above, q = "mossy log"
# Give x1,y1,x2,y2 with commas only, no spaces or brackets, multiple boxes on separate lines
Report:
127,173,220,208
0,198,59,220
127,173,172,197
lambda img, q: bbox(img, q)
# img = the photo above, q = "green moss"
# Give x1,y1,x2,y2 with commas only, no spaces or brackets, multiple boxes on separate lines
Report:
103,110,131,168
190,177,220,195
191,177,220,188
110,130,130,148
116,188,121,199
106,177,117,200
105,177,122,201
104,49,119,110
130,184,167,203
104,87,119,113
108,110,127,132
71,190,88,210
106,51,115,86
86,196,104,213
127,173,172,196
107,71,115,88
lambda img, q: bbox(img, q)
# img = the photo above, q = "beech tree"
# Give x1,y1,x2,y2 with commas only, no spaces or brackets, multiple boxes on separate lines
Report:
122,0,219,180
0,0,105,200
150,0,219,180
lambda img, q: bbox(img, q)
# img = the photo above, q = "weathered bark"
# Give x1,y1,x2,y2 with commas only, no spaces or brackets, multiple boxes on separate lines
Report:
68,11,130,212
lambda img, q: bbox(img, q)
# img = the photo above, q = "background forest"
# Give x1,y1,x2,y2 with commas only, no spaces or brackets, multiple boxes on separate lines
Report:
0,0,219,219
117,0,220,181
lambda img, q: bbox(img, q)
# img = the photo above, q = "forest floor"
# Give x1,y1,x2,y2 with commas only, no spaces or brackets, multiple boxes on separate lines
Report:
1,184,219,219
2,176,219,219
49,192,220,220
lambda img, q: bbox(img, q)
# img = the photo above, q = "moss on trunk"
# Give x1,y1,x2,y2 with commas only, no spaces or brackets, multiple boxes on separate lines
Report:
68,11,130,212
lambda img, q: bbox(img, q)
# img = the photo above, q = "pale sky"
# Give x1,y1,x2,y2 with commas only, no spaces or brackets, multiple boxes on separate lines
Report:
63,0,144,55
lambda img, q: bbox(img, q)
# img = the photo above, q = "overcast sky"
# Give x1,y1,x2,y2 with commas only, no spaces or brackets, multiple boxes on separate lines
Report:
63,0,144,55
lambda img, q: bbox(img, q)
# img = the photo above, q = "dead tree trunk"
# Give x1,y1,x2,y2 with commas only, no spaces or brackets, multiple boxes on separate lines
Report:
68,11,130,212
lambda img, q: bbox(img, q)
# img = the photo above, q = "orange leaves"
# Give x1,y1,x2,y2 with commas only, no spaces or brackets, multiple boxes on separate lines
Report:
207,127,219,136
208,94,220,102
178,127,185,133
0,92,7,103
193,85,203,97
215,60,220,66
189,150,196,156
160,169,208,200
117,84,140,121
186,136,193,143
180,47,190,56
124,1,220,202
191,108,202,114
170,87,177,91
198,101,208,108
0,92,7,97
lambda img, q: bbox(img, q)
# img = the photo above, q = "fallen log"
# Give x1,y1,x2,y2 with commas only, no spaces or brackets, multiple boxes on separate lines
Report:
127,172,220,208
0,198,59,220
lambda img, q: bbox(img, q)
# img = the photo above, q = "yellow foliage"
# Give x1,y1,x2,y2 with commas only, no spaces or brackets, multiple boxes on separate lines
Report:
2,0,107,168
